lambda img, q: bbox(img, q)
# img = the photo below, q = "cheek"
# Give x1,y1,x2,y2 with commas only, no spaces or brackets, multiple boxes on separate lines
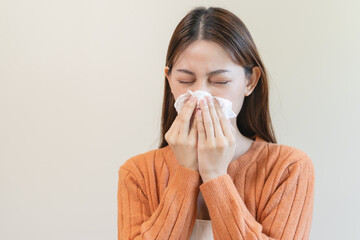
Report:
172,91,188,102
224,93,245,115
169,80,184,100
170,86,183,101
232,99,243,114
173,91,185,101
229,86,246,114
232,95,247,116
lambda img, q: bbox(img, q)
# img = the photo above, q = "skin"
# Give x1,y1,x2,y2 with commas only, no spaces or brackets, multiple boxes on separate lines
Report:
164,39,261,220
165,39,261,175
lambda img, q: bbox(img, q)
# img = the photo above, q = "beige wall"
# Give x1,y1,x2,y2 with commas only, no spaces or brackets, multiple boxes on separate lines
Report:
1,0,359,239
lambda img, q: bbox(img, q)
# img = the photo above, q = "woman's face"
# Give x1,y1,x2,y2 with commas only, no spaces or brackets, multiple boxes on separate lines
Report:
165,40,260,117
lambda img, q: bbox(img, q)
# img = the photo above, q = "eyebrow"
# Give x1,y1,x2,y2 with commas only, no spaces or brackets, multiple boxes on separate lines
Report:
176,68,230,76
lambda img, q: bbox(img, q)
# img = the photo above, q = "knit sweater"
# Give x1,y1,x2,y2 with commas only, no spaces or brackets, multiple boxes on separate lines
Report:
117,135,315,239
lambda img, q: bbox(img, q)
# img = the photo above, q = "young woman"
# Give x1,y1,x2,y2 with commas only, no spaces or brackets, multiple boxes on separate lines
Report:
118,6,315,240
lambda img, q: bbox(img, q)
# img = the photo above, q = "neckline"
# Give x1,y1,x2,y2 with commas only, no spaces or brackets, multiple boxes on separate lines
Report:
195,219,212,222
227,135,264,175
163,135,266,176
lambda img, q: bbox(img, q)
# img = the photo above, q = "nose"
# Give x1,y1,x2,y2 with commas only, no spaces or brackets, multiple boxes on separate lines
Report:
189,82,213,110
191,80,212,96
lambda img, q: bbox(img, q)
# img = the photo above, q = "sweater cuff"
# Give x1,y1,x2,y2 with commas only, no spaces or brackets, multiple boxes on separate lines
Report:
199,174,248,212
171,165,201,192
199,173,232,192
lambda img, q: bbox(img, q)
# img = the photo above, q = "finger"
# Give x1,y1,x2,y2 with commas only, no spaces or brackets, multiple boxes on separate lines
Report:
189,114,197,139
168,122,179,141
167,114,180,139
206,96,223,138
196,110,206,143
171,94,191,137
189,107,197,130
199,98,215,141
230,121,236,137
213,98,232,138
178,95,197,137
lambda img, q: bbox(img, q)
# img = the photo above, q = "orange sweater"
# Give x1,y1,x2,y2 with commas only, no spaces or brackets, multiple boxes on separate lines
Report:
117,135,315,239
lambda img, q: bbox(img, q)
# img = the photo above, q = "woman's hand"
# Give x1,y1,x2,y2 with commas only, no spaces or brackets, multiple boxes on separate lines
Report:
165,95,199,171
196,96,236,182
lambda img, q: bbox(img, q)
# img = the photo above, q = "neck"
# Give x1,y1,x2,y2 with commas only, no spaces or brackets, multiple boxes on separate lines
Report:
230,118,254,162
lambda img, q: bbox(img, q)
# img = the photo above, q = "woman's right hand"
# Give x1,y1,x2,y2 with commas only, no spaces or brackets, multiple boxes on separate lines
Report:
165,95,199,171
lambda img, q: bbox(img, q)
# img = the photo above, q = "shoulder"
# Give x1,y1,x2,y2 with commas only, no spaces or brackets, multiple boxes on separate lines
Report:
259,140,315,180
254,141,315,212
118,146,169,179
268,141,312,164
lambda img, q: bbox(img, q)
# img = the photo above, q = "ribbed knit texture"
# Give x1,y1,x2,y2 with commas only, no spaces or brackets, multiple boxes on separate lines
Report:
118,135,315,239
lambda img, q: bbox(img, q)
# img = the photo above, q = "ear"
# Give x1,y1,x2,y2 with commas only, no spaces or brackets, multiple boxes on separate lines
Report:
164,66,170,81
245,66,261,97
165,66,174,94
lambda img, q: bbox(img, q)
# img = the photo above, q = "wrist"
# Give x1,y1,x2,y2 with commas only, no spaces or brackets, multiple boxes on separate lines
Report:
181,164,198,172
201,172,226,183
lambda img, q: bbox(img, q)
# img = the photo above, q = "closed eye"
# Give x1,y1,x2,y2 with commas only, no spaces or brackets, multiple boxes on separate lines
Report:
179,81,230,84
178,81,194,84
214,81,230,84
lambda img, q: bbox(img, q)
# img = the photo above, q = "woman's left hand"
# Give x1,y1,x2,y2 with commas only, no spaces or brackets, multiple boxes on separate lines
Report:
196,95,236,183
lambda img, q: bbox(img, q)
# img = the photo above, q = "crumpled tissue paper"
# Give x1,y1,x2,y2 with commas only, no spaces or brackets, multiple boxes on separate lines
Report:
174,90,237,119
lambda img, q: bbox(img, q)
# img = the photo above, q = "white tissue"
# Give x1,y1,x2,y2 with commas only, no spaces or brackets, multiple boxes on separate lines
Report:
174,90,237,119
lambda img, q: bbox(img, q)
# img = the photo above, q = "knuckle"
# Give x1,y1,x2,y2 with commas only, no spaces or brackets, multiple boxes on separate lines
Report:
217,140,228,149
180,117,187,125
182,139,189,146
178,138,187,146
207,142,216,150
187,140,196,147
165,131,171,140
186,100,195,108
166,136,174,145
173,139,180,146
199,144,206,151
218,143,226,149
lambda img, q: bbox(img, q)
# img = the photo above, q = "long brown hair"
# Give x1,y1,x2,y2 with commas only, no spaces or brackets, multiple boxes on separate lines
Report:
159,6,277,148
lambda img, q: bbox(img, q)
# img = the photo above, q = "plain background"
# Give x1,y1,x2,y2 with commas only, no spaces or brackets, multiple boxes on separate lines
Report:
1,0,359,239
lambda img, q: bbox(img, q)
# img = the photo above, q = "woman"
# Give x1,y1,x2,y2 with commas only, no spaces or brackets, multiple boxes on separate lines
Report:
118,6,315,240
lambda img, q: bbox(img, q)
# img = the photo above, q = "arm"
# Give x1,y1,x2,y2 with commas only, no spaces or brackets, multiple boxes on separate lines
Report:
200,156,315,240
118,165,200,240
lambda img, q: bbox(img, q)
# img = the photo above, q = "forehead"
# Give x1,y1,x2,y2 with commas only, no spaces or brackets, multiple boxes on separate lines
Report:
173,40,240,72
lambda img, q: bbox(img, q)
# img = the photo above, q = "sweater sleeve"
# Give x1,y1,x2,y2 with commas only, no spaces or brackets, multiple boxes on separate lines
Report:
199,156,315,240
118,164,200,240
